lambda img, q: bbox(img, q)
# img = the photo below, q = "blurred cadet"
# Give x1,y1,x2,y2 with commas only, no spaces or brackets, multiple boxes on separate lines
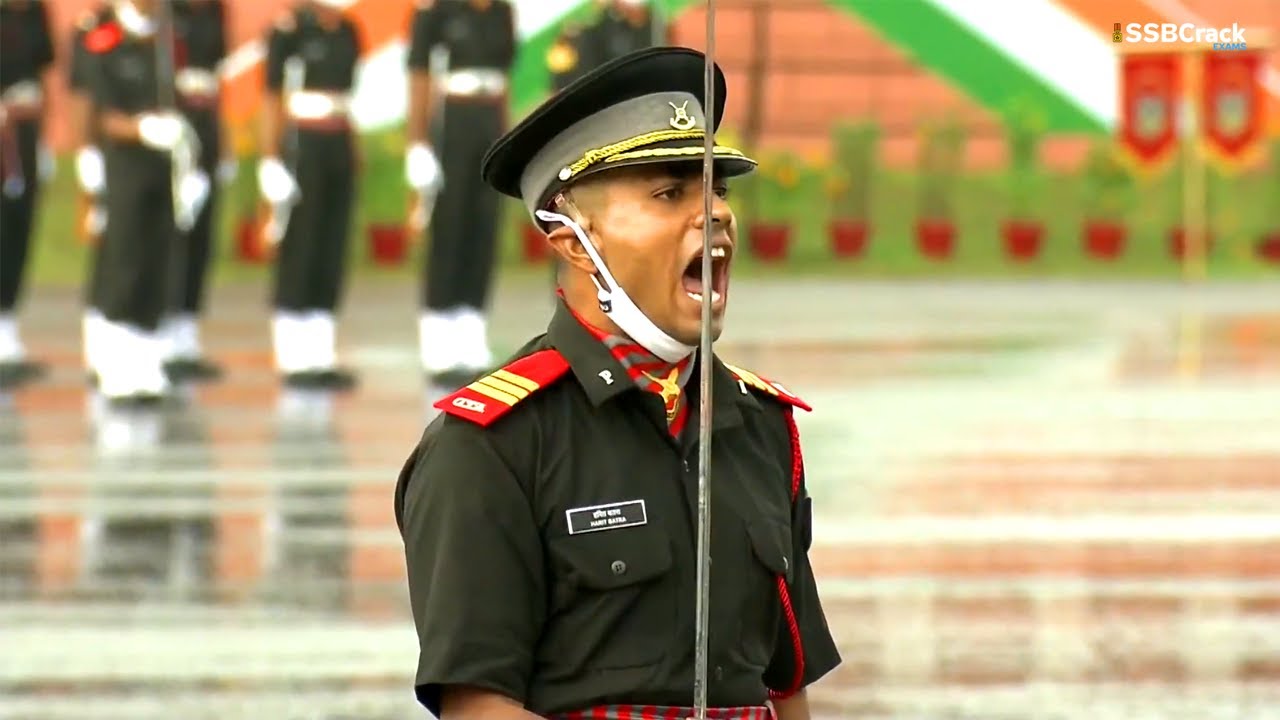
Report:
259,0,363,391
81,0,211,406
161,0,231,383
547,0,668,94
0,0,55,390
395,48,840,720
68,3,113,386
543,0,668,292
405,0,517,388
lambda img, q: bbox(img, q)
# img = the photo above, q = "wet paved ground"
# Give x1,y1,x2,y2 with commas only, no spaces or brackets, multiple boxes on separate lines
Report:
3,273,1280,719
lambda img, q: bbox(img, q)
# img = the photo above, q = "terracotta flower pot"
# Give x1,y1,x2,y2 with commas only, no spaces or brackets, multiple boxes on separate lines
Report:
367,223,408,266
829,220,870,258
915,220,955,260
522,224,550,263
1082,220,1126,260
1256,231,1280,263
1169,227,1215,260
1001,220,1044,261
749,222,791,262
235,216,269,264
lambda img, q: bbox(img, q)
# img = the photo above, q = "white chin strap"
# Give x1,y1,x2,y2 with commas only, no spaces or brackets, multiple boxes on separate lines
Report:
536,209,695,363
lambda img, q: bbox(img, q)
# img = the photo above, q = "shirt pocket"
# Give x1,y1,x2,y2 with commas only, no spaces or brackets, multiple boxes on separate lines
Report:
732,518,793,668
540,523,676,676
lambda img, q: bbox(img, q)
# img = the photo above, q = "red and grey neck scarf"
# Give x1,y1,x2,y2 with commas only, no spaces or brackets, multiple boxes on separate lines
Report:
565,297,694,437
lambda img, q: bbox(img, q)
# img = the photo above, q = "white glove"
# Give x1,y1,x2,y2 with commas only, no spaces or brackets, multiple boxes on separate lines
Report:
137,112,186,151
406,142,443,192
257,156,298,205
76,146,105,194
217,157,238,186
37,143,55,182
175,170,211,232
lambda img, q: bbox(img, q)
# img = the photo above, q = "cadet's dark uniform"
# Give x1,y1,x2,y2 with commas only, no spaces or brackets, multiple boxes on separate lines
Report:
165,0,228,377
396,48,840,718
82,16,185,342
407,0,516,320
0,0,55,385
264,5,362,336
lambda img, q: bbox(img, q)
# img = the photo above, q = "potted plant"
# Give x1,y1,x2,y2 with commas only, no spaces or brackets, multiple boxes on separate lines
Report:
915,117,966,260
1079,140,1134,261
363,130,411,267
748,150,806,262
827,120,879,258
227,116,268,264
1001,98,1047,262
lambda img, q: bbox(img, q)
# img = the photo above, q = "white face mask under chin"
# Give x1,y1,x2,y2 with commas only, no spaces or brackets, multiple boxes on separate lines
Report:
536,209,695,363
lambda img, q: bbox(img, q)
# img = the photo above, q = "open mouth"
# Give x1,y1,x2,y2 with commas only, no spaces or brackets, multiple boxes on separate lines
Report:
681,245,731,306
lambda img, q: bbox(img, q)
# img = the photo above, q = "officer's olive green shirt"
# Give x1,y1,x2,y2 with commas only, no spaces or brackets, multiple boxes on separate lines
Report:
395,300,841,716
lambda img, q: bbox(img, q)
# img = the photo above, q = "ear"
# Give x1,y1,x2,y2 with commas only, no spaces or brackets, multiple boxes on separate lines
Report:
545,223,599,276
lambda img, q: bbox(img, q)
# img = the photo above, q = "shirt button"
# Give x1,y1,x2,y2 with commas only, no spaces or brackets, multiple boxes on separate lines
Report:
610,560,627,575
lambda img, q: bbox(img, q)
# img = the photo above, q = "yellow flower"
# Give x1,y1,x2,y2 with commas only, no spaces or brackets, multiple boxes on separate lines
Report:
825,170,851,199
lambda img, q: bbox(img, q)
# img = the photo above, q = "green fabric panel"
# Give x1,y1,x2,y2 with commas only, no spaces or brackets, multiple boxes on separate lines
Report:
826,0,1106,133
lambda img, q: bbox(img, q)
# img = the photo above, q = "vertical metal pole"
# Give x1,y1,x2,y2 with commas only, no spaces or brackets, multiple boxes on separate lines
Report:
1181,47,1207,284
651,0,665,46
693,1,716,717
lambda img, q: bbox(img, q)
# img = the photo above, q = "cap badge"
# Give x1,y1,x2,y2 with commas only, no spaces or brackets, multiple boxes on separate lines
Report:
668,101,696,131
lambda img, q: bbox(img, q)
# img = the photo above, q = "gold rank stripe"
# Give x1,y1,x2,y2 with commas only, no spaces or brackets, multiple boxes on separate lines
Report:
491,368,540,393
466,370,542,407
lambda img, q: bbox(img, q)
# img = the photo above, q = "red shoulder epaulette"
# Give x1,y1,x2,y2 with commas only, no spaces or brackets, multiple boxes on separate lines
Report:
84,21,122,54
434,349,572,427
724,363,812,412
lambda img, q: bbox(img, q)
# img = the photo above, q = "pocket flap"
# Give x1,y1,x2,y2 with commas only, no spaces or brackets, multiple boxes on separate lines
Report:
747,519,792,581
553,525,673,591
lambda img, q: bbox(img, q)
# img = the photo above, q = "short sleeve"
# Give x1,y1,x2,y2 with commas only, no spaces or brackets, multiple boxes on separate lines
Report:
30,1,56,70
762,411,842,693
405,3,442,70
263,18,296,91
395,417,545,717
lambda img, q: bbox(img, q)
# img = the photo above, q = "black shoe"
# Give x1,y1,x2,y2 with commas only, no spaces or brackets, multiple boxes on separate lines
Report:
314,367,358,391
0,359,47,390
164,358,224,383
105,391,166,409
282,370,326,389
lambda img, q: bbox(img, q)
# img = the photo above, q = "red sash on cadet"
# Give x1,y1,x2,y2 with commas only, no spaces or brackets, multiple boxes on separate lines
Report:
550,705,773,720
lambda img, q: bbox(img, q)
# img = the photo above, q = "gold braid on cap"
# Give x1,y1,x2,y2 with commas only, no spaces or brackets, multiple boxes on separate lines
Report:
558,129,706,181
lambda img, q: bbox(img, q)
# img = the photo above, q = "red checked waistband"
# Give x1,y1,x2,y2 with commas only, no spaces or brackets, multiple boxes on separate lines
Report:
550,705,773,720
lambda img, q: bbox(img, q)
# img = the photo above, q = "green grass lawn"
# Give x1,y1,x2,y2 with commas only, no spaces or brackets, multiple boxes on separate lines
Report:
24,133,1279,289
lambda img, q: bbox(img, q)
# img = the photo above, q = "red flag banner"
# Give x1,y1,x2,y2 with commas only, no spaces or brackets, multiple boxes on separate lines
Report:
1119,52,1182,170
1201,50,1267,169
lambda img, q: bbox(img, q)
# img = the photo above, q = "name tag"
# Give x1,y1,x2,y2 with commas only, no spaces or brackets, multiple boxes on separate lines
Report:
565,500,647,535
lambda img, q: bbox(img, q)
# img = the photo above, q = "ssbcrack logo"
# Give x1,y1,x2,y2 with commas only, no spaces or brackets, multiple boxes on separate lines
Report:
1118,22,1248,51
